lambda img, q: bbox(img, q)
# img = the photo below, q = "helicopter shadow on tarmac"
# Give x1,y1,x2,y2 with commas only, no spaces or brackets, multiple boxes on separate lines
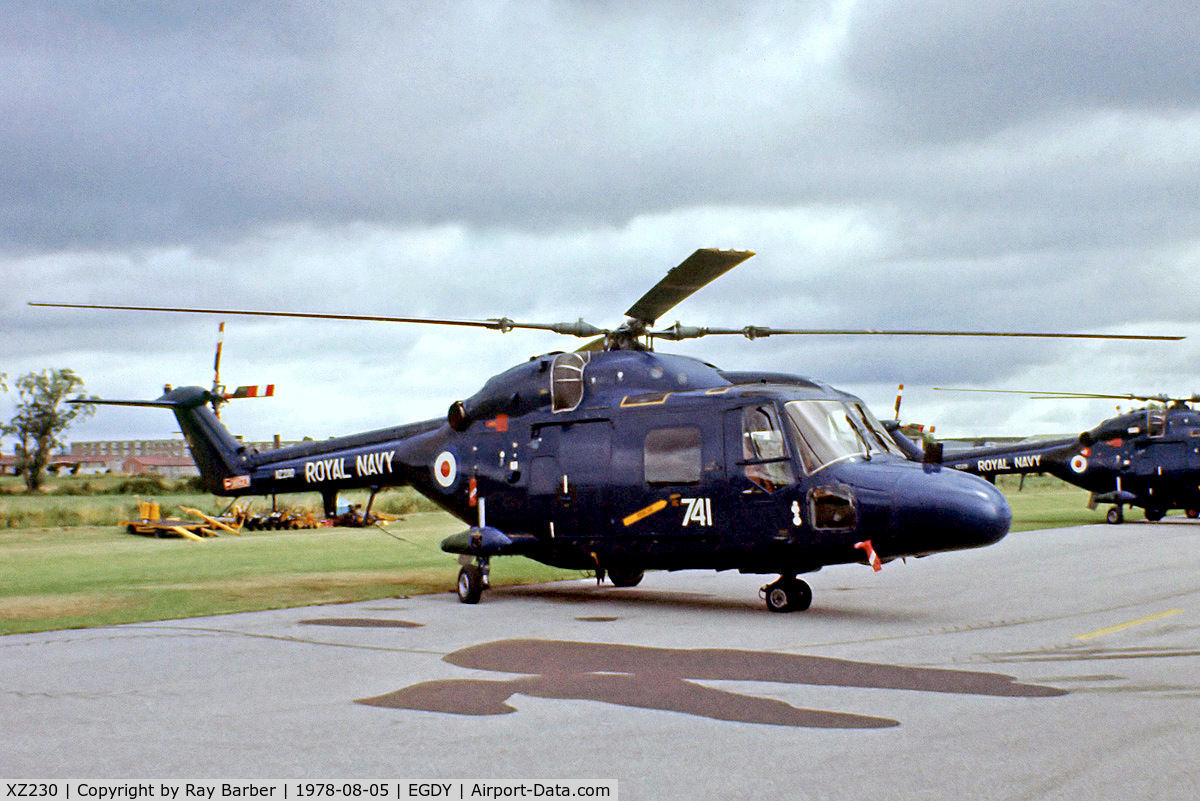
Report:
354,637,1067,729
488,580,926,625
1119,517,1200,528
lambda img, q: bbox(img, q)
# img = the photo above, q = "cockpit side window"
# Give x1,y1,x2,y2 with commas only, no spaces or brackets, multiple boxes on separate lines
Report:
740,405,795,491
551,352,589,413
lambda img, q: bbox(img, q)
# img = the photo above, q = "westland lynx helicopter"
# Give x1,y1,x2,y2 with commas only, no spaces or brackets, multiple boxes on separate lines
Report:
932,389,1200,525
32,250,1181,610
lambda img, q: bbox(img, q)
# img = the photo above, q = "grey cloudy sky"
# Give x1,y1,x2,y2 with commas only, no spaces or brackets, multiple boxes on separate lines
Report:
3,0,1199,445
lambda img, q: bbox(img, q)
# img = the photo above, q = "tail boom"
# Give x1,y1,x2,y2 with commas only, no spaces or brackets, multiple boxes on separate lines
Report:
84,386,448,501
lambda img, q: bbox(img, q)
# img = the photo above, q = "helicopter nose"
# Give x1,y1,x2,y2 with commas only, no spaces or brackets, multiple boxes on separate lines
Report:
892,468,1011,556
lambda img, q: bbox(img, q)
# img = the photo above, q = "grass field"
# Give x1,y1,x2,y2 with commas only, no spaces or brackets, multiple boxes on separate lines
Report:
994,474,1107,531
0,512,586,635
0,473,439,528
0,472,1112,635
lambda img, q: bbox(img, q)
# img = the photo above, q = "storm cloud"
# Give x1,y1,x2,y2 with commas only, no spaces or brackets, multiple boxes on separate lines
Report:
3,1,1198,441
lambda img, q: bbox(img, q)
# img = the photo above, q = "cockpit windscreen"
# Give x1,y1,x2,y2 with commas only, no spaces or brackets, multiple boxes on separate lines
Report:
785,399,901,472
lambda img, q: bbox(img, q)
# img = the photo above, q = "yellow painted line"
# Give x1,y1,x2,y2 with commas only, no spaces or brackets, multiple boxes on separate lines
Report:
622,499,668,527
1073,609,1183,641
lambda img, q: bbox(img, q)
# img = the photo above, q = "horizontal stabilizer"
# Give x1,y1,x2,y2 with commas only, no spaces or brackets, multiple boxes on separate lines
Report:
71,386,215,409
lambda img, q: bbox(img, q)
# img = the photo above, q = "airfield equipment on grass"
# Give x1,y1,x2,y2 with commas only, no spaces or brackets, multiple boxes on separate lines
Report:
238,506,320,530
122,499,243,540
932,388,1200,524
34,250,1181,610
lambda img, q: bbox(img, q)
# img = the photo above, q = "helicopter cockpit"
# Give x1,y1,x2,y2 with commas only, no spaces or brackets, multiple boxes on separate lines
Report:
784,398,904,473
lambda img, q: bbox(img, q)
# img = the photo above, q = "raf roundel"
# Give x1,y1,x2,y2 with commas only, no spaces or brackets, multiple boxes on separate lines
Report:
1070,454,1088,474
433,450,459,491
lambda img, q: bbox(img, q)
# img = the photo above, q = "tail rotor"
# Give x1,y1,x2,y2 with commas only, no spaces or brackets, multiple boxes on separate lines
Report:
209,321,275,417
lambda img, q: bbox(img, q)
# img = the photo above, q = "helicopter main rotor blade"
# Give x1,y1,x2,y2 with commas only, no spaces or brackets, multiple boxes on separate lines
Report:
574,336,608,353
27,302,607,338
624,249,755,326
933,387,1197,403
650,324,1183,342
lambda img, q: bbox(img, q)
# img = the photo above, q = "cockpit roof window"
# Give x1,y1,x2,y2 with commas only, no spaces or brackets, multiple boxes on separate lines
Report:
551,352,589,412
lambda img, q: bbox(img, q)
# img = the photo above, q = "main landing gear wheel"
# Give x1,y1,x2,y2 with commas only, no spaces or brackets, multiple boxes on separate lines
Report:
456,561,489,604
608,566,645,588
761,577,813,613
1106,506,1124,525
1145,508,1166,522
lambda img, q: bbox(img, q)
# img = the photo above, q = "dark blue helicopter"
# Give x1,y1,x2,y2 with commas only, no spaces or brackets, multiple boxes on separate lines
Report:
931,389,1200,525
33,250,1181,611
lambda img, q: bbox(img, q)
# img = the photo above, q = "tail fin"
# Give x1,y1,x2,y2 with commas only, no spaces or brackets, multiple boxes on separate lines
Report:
81,386,252,493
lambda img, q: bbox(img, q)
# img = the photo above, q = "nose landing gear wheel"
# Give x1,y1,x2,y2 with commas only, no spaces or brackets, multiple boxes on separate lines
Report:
761,577,813,613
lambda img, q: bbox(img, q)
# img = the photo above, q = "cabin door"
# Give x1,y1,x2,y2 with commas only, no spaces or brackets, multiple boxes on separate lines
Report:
528,419,613,539
1129,440,1187,504
722,405,799,548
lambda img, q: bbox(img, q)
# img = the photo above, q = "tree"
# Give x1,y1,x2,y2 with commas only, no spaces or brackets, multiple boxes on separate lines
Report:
1,369,96,491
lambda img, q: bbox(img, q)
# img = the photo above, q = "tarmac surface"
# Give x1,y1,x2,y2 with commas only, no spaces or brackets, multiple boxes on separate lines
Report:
3,520,1200,800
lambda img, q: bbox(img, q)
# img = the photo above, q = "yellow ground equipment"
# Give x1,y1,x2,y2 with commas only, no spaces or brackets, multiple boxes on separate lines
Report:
333,503,402,527
121,499,243,540
238,507,319,530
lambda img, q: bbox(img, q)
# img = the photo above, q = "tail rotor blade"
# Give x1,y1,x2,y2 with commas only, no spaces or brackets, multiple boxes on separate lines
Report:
213,321,225,386
212,321,226,416
226,384,276,399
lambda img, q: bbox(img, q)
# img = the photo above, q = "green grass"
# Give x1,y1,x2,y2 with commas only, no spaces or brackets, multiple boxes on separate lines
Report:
0,473,440,529
994,474,1109,531
0,512,586,635
0,472,1112,635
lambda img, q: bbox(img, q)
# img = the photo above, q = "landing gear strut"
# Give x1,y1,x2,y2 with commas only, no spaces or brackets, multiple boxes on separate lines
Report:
760,576,813,613
456,558,490,604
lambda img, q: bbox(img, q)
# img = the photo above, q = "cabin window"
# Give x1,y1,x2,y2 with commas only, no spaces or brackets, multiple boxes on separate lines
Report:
551,352,589,413
644,426,702,485
740,405,796,491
